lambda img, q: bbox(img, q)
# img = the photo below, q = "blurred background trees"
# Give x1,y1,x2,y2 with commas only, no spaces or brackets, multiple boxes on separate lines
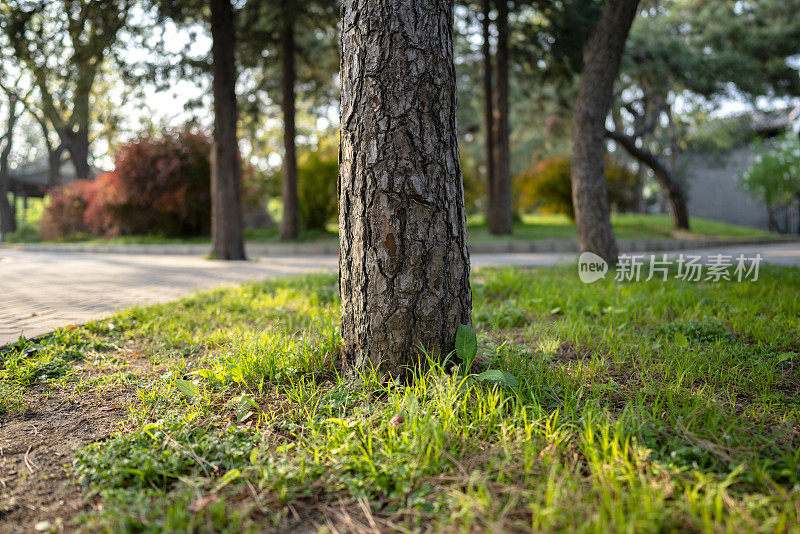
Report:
0,0,798,247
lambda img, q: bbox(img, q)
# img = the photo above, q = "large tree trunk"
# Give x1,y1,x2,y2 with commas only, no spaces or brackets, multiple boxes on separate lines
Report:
606,129,690,230
209,0,246,260
481,0,496,228
489,0,513,235
69,128,91,179
0,96,19,237
279,4,299,241
66,76,93,179
571,0,640,264
339,0,472,380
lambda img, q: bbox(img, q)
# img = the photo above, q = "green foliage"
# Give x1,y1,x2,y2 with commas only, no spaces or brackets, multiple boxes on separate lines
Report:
625,0,800,100
60,263,800,531
460,152,483,214
679,113,755,154
740,134,800,209
296,145,338,231
655,318,734,344
0,327,99,386
0,380,23,412
455,323,477,369
515,156,641,218
3,220,41,243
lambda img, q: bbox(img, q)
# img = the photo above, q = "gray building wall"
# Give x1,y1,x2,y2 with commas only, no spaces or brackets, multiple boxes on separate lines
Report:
679,146,770,230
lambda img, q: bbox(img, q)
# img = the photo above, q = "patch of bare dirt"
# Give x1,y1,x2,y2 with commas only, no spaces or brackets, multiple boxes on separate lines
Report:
553,340,590,362
0,349,155,533
0,385,131,533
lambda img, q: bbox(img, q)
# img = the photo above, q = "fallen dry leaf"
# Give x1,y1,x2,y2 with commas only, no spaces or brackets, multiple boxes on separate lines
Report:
188,494,219,513
389,412,405,429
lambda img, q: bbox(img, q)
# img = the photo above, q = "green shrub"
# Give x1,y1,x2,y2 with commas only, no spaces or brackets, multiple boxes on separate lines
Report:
4,220,42,243
514,156,641,218
297,146,338,231
740,134,800,212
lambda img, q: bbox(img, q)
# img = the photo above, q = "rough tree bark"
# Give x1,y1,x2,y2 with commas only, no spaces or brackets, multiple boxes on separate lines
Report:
339,0,472,380
606,129,690,230
481,0,496,225
0,95,19,236
66,128,91,179
279,2,299,241
571,0,640,264
489,0,512,235
209,0,246,260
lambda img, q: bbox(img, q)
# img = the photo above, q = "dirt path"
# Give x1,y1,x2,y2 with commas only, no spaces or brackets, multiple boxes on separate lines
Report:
0,385,131,533
0,346,158,533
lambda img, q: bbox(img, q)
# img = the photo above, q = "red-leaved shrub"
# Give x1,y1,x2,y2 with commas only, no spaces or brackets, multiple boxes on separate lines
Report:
40,129,212,240
38,180,94,241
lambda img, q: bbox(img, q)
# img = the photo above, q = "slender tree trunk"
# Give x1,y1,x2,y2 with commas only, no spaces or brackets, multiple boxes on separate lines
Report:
40,121,64,185
606,129,689,229
339,0,472,380
279,5,299,241
571,0,640,264
481,0,496,228
47,145,65,186
0,95,19,236
489,0,512,235
209,0,246,260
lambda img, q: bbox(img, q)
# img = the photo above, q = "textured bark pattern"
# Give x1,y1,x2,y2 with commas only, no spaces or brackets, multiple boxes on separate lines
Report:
489,0,512,235
571,0,640,264
280,8,299,241
339,0,472,379
210,0,246,260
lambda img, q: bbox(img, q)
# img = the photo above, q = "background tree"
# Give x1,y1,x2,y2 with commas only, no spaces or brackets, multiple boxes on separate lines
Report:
339,0,472,379
479,0,496,227
741,134,800,232
571,0,640,264
489,0,512,234
238,0,338,241
609,0,800,230
0,92,21,236
0,0,134,178
209,0,245,260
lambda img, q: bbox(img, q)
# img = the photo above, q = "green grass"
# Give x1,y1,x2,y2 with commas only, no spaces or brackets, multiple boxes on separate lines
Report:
2,265,799,532
465,213,778,242
6,213,779,246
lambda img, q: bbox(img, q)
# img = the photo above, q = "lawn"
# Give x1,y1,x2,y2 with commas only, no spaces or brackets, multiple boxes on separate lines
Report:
468,213,778,241
4,213,778,246
1,265,799,532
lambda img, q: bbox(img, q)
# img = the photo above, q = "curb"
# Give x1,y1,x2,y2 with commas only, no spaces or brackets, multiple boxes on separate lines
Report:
2,237,796,256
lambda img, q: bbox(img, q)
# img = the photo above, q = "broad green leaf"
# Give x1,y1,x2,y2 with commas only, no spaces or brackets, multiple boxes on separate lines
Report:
674,332,689,348
174,379,200,397
476,369,519,388
455,324,477,361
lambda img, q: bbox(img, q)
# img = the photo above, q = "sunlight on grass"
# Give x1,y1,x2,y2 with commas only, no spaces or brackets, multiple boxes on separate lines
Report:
2,266,798,532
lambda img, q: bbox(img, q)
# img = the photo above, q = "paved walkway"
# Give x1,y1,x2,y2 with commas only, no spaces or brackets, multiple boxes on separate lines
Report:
1,243,798,345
